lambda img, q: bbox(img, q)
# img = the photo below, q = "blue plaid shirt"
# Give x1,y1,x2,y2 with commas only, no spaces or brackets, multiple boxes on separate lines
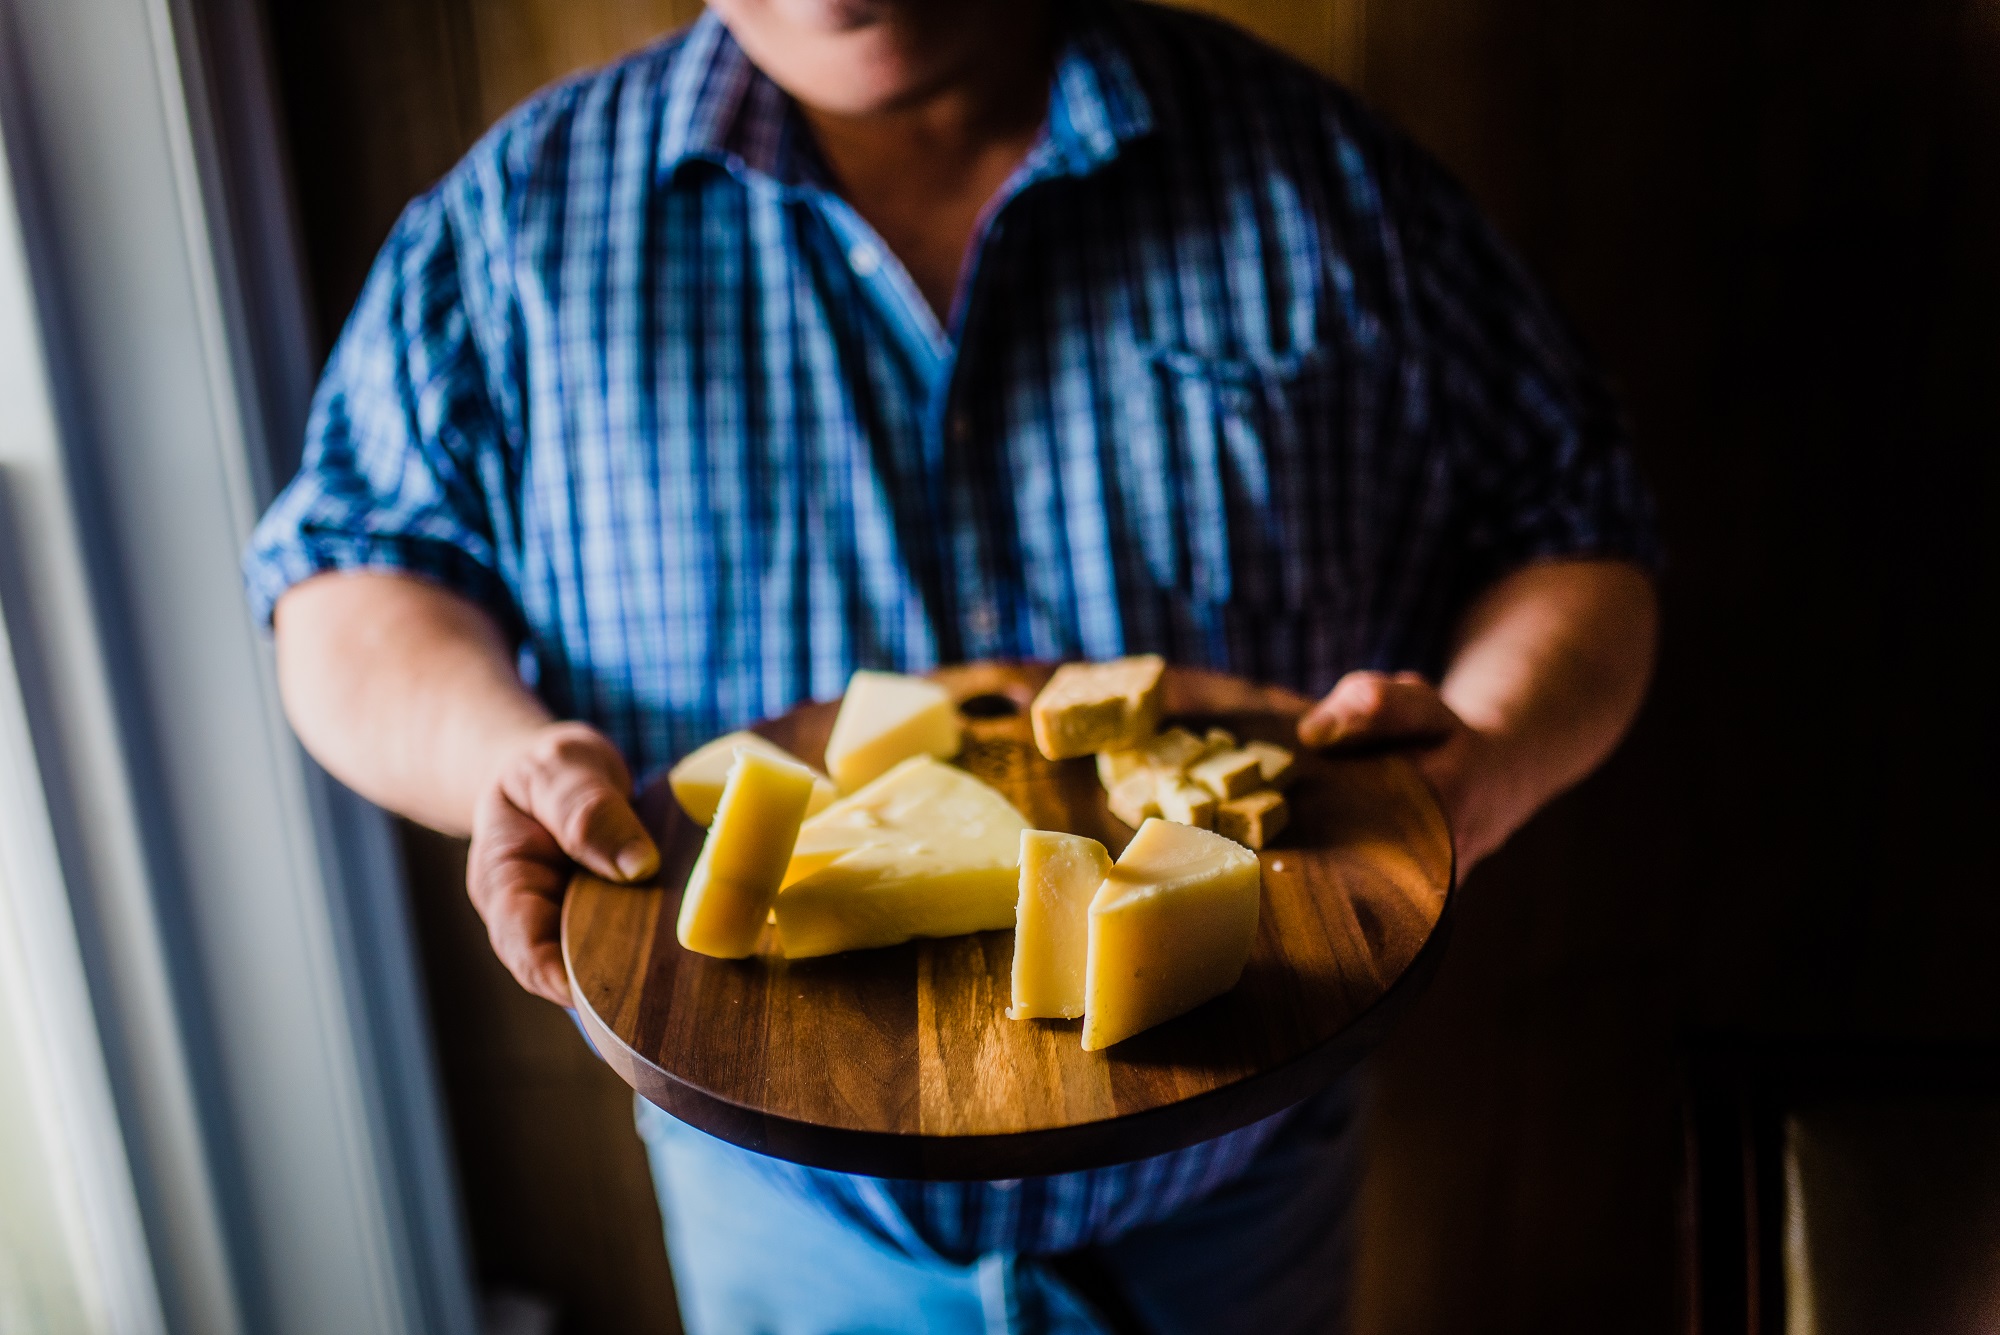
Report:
246,1,1654,1260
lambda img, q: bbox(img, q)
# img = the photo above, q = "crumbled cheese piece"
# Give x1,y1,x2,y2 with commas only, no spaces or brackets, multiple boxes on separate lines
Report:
1216,789,1289,850
1187,747,1265,801
1241,740,1296,789
1155,777,1217,830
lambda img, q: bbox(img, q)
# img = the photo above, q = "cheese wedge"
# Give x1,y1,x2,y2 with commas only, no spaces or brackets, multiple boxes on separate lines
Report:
774,757,1028,958
669,731,838,826
1030,655,1165,760
823,671,963,792
1216,789,1288,850
676,749,820,958
1081,818,1261,1051
1009,831,1112,1020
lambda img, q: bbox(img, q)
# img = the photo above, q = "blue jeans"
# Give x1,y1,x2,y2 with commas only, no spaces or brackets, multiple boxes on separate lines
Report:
635,1083,1358,1335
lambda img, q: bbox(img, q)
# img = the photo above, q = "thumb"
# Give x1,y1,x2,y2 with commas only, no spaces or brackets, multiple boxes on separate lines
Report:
1299,670,1458,749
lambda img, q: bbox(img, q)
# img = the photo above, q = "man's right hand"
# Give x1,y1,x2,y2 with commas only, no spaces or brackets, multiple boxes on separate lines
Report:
466,722,660,1007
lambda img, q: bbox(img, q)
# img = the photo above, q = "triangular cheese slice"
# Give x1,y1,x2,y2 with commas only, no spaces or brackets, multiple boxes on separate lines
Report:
1081,818,1261,1050
669,731,837,826
822,670,962,792
774,756,1027,958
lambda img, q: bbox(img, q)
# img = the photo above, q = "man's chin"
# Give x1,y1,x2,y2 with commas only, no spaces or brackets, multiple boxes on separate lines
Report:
714,0,1039,118
760,0,896,32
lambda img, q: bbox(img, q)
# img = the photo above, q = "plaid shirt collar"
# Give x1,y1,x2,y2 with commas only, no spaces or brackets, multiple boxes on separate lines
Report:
656,4,1158,193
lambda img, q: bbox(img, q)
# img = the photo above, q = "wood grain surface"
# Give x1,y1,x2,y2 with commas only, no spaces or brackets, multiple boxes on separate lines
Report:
564,664,1453,1179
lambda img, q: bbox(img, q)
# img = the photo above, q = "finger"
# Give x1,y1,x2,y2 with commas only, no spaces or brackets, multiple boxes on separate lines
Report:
465,785,566,913
466,791,575,1002
466,824,571,1005
483,882,574,1007
508,744,658,882
1299,671,1458,748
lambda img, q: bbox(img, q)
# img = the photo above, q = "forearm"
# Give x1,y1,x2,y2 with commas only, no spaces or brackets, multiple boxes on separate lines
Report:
273,571,552,835
1434,558,1658,862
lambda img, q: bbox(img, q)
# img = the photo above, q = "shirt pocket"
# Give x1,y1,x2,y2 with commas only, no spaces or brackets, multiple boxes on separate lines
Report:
1120,343,1338,617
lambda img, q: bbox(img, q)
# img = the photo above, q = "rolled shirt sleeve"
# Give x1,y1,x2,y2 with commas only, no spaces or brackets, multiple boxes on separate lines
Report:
1394,141,1663,592
242,187,522,637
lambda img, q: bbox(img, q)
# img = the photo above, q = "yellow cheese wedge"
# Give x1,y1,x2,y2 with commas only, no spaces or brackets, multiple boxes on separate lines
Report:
1008,831,1112,1020
774,757,1028,958
823,670,963,792
676,749,820,958
1081,818,1261,1051
1029,655,1165,759
668,730,838,826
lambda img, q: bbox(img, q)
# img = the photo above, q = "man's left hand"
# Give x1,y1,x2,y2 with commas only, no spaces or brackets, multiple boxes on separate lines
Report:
1297,670,1510,876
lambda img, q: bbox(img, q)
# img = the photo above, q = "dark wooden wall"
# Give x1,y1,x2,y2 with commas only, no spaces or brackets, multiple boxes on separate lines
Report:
260,2,2000,1331
1349,4,2000,1330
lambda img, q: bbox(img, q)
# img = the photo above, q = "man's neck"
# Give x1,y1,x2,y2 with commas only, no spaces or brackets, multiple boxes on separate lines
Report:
799,12,1055,323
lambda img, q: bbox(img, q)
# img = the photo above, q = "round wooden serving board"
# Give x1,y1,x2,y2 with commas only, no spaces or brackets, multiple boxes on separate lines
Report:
564,663,1454,1180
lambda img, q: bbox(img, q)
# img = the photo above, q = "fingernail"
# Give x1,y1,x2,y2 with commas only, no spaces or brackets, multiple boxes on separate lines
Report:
616,841,658,880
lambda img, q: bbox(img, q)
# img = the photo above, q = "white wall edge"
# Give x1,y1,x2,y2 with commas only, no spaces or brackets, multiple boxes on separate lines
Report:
0,87,244,1335
0,0,478,1328
0,511,166,1335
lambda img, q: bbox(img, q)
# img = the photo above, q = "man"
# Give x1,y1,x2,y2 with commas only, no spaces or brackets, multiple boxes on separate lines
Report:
247,0,1659,1329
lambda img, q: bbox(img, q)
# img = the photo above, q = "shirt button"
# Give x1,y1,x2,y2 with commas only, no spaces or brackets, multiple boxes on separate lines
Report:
848,242,882,276
967,600,999,640
950,412,971,445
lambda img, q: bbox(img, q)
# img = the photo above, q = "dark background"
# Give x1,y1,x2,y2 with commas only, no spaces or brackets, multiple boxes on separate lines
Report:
258,1,2000,1329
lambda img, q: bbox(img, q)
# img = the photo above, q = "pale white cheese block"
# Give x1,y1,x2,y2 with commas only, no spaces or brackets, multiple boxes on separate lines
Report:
774,756,1028,958
822,670,963,792
668,730,838,826
1009,830,1112,1020
1029,655,1165,759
